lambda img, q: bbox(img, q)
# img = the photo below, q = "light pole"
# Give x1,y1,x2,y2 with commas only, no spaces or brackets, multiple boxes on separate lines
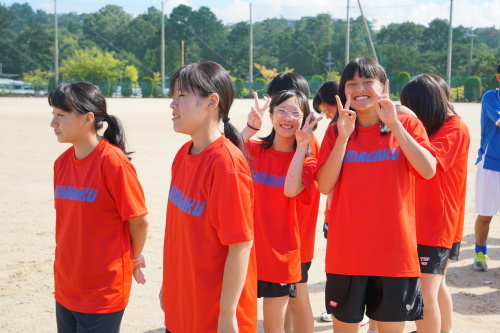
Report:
345,0,350,66
446,0,453,86
466,30,476,77
54,0,59,86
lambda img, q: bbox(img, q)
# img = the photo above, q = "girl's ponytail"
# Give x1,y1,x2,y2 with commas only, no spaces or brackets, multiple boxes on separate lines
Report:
222,117,244,151
48,82,133,160
103,114,133,160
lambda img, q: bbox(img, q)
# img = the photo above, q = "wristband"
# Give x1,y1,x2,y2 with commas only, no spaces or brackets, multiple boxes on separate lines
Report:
247,123,261,131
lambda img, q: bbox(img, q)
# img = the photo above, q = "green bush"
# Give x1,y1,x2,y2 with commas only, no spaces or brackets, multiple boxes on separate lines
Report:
464,76,482,102
252,78,267,95
141,77,154,98
396,72,411,96
309,75,325,97
122,77,132,97
234,78,246,98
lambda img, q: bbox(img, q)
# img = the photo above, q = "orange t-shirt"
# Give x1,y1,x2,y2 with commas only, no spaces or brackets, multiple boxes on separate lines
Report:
318,115,434,277
416,115,470,248
53,139,148,313
246,140,317,283
296,137,321,263
163,136,257,332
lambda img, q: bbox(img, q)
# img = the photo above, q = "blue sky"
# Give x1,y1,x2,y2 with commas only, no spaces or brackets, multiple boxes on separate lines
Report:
3,0,499,30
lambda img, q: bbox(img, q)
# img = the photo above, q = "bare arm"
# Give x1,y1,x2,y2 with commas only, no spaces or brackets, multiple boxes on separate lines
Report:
218,240,253,332
374,80,436,179
129,215,149,284
284,113,322,197
317,95,356,194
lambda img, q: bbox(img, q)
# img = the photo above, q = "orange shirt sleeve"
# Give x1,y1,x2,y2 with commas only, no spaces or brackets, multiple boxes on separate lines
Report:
317,123,337,170
103,157,148,221
431,118,470,172
209,171,254,245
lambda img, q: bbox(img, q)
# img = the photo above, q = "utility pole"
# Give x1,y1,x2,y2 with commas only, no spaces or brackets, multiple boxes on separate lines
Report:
345,0,350,66
181,41,185,66
249,3,253,91
358,0,378,62
325,52,334,72
54,0,59,86
446,0,453,85
466,29,476,77
161,2,165,96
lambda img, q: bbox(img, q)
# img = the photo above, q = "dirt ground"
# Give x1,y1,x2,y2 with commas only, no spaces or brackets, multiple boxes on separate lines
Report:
0,97,498,332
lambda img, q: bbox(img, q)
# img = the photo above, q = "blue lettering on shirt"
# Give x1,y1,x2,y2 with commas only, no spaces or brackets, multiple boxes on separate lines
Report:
251,170,285,188
54,185,99,202
344,148,401,163
168,184,206,217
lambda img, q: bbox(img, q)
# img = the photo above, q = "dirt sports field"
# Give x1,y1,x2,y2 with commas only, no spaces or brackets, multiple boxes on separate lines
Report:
0,97,498,332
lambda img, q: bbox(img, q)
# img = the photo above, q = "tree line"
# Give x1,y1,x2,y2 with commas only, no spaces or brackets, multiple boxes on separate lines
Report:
0,3,499,99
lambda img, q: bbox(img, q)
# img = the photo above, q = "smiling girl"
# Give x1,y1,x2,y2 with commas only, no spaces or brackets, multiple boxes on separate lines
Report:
49,82,149,333
161,61,257,332
317,58,436,333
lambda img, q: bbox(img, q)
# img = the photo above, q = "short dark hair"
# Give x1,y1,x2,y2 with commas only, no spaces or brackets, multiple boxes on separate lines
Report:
312,81,339,114
267,72,310,98
497,63,500,74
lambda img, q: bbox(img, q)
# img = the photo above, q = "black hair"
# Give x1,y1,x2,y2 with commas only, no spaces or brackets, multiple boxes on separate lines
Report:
429,73,455,113
312,81,340,119
400,74,455,137
259,90,314,152
339,57,391,135
497,63,500,74
267,72,310,98
169,61,244,151
48,82,133,159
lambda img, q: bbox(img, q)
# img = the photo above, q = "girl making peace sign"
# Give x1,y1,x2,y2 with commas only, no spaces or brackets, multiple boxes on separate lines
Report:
243,89,322,332
317,58,436,333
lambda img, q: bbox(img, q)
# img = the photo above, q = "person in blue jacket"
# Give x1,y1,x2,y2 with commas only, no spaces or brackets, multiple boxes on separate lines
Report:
473,63,500,272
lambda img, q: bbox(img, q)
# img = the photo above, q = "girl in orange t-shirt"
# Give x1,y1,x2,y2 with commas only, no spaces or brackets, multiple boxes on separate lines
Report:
317,58,437,332
49,82,149,333
242,89,322,332
161,61,257,332
400,74,470,333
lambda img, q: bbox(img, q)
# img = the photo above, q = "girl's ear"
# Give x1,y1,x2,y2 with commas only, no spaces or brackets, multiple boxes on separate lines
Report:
83,112,95,128
207,93,220,110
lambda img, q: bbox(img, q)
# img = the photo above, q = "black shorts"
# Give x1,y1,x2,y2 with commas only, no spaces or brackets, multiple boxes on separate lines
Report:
418,242,461,274
299,261,312,283
56,302,124,333
257,280,297,298
324,274,423,323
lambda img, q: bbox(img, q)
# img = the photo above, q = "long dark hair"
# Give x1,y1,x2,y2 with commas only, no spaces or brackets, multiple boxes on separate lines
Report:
259,90,313,151
169,61,244,151
48,82,133,159
400,74,455,137
267,72,310,98
339,57,391,135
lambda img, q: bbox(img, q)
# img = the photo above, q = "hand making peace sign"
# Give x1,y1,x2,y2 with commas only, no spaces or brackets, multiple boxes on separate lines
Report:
247,92,270,130
335,94,357,141
295,113,323,147
370,79,398,127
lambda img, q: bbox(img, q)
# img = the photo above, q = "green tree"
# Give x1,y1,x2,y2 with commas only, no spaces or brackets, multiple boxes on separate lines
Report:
23,69,53,94
60,47,127,87
464,76,482,102
83,5,131,51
